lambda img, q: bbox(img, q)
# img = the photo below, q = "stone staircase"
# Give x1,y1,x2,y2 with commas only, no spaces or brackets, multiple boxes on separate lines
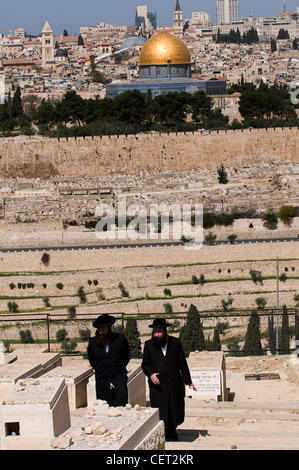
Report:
165,399,299,450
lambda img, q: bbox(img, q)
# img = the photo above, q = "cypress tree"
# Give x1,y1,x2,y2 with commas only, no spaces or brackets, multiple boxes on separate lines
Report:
11,86,23,120
242,311,263,356
212,328,221,351
279,305,290,355
180,304,205,356
124,318,142,359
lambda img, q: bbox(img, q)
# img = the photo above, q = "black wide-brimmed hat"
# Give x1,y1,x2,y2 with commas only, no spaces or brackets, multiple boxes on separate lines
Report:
93,314,116,328
148,318,171,328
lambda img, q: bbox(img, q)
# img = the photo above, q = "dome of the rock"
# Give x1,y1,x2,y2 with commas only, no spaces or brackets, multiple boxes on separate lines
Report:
139,30,191,66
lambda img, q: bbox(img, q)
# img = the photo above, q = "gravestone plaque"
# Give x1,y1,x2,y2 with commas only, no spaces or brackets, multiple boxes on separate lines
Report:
187,370,221,398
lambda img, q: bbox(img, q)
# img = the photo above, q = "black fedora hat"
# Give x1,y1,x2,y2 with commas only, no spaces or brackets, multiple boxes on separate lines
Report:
149,318,171,328
93,314,116,328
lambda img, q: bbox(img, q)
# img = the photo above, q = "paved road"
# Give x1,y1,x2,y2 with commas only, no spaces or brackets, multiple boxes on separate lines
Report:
0,236,298,253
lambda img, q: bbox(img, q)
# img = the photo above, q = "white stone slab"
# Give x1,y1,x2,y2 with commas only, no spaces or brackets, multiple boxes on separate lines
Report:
50,405,163,450
0,378,71,450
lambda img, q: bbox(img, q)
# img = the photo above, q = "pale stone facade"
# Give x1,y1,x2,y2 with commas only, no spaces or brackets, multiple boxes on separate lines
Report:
0,128,298,179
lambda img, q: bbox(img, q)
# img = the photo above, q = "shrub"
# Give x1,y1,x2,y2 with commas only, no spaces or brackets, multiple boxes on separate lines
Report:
56,329,68,342
262,208,278,229
7,301,19,313
204,232,217,245
118,282,129,297
249,269,263,285
77,286,87,303
279,205,294,225
19,329,34,344
56,283,64,290
9,283,16,290
67,306,77,317
79,328,91,341
41,252,50,266
164,288,172,296
60,338,77,353
255,297,267,309
43,297,51,308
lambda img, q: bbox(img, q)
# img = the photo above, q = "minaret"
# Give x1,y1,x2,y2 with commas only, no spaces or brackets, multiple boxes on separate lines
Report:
42,19,54,68
174,0,183,38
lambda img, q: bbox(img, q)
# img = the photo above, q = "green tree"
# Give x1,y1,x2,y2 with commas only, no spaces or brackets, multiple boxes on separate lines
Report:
279,205,294,225
19,329,34,344
56,329,68,342
271,38,277,52
78,34,84,46
242,311,263,356
61,338,77,353
190,90,212,125
79,328,91,341
180,304,205,356
279,305,290,354
11,86,24,120
217,164,228,184
124,318,142,358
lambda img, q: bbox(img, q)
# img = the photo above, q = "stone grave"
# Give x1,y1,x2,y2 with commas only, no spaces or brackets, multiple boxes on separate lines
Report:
50,401,164,450
0,363,45,402
0,377,71,450
15,348,62,375
42,366,94,409
87,362,146,408
186,351,228,401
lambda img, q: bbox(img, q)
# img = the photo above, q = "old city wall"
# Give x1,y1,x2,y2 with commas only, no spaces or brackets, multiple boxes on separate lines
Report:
0,127,298,178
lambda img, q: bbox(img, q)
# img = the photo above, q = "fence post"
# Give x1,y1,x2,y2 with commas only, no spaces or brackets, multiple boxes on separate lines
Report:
47,314,50,352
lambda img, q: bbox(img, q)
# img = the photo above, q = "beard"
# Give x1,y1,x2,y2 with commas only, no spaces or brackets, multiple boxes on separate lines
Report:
96,329,112,347
152,331,167,348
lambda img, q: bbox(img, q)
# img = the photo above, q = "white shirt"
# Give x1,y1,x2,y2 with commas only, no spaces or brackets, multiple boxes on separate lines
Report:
161,338,168,356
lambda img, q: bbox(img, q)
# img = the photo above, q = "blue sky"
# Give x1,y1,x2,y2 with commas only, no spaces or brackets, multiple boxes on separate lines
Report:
0,0,298,36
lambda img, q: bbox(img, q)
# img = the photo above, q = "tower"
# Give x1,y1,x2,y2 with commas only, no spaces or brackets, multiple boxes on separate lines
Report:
217,0,239,25
174,0,183,38
42,19,54,68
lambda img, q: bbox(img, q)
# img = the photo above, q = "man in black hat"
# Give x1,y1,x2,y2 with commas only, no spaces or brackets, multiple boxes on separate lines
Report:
141,318,196,441
87,314,130,407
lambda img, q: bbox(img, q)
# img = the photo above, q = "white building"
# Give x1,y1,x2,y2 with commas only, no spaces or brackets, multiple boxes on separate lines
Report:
217,0,239,25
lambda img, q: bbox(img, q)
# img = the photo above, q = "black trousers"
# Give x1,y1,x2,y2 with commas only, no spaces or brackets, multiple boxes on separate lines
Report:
96,374,128,407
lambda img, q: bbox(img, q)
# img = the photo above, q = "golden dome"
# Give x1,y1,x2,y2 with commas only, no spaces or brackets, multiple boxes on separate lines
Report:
139,30,191,66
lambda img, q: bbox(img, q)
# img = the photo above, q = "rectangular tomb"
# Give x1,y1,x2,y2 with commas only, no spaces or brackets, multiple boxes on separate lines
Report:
42,366,94,408
0,377,71,450
50,403,164,450
0,363,44,402
15,349,62,374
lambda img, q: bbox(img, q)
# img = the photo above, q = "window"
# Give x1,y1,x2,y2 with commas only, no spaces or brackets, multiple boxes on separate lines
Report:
5,422,20,436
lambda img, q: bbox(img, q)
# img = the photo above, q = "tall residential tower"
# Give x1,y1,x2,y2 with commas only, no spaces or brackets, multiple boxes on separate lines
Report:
217,0,239,25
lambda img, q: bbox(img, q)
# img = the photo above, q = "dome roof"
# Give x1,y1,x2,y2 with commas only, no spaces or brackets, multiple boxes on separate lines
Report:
55,48,68,57
139,30,190,66
120,36,147,50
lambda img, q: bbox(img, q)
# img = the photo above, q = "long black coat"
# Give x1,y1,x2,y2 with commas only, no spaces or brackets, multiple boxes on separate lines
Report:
87,332,130,406
141,335,192,428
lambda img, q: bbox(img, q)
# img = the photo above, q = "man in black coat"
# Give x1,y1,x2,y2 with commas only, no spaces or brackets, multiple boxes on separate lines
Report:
141,318,196,441
87,314,130,407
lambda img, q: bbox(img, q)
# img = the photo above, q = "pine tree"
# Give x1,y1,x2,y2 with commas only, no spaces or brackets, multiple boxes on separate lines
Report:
242,311,263,356
124,318,142,359
180,304,205,356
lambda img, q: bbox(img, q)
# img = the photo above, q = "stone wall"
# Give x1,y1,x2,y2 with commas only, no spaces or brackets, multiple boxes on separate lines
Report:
0,127,298,178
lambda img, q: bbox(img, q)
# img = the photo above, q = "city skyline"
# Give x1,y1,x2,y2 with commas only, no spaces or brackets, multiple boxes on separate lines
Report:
0,0,298,36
